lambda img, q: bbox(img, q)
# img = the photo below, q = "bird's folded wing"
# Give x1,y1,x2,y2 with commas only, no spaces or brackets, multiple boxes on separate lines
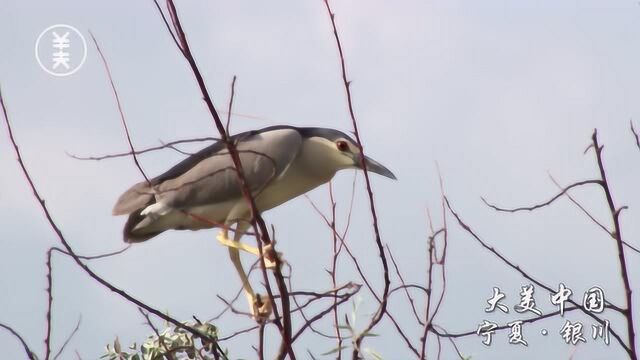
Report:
155,128,303,209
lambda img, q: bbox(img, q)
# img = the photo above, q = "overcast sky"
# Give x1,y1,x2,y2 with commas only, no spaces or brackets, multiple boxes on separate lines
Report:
1,1,639,359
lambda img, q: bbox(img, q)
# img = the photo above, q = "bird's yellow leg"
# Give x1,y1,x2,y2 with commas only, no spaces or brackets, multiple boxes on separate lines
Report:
217,230,282,269
217,232,260,256
222,225,272,321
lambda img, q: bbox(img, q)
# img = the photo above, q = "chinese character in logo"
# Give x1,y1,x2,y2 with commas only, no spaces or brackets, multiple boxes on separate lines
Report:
583,286,605,313
35,24,87,77
51,31,71,70
485,287,509,313
477,320,498,346
560,320,586,345
507,320,528,346
592,320,610,345
514,284,542,316
550,283,572,316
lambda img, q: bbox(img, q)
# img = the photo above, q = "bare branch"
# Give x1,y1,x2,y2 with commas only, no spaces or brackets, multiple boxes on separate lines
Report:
152,0,185,54
328,183,344,359
158,4,294,356
387,245,424,326
549,174,640,255
0,323,37,360
306,194,420,356
89,32,150,185
218,325,260,342
1,86,226,359
320,3,391,356
226,76,237,135
549,174,612,235
138,308,174,360
432,306,583,338
50,245,131,261
445,196,629,353
68,137,218,161
52,317,81,360
631,120,640,152
591,130,636,359
291,284,361,343
481,179,602,213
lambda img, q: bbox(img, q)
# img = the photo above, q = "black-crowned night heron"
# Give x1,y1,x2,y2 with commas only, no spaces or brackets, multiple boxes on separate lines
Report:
113,126,396,319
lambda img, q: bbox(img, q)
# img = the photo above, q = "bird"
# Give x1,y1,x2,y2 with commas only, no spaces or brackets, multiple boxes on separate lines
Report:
112,125,396,319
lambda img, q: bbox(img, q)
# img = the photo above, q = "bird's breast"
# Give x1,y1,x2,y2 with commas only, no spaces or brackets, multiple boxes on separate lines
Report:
255,157,334,212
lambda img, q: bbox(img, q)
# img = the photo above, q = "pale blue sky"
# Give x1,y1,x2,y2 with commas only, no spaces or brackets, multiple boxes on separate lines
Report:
1,1,639,359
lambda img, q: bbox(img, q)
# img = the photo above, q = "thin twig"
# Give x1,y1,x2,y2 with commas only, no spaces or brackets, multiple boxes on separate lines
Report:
432,306,583,338
226,76,237,135
138,308,174,360
321,3,391,356
445,196,629,353
285,271,337,340
0,323,37,360
210,260,261,321
218,325,260,342
45,247,54,360
152,0,184,54
291,284,361,343
89,32,150,185
340,171,358,240
1,86,226,359
50,245,131,260
549,174,640,254
68,137,218,161
45,245,129,360
328,182,344,358
159,4,294,357
430,325,468,360
387,245,424,326
631,120,640,152
420,221,437,359
591,130,636,359
481,179,602,212
258,322,266,360
52,317,81,360
429,167,450,324
549,174,612,235
306,194,419,356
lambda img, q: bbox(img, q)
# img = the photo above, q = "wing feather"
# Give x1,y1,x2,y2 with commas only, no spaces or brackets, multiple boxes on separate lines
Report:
156,128,303,209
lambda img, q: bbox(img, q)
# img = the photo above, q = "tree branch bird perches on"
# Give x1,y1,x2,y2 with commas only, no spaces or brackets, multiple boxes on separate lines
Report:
113,125,396,320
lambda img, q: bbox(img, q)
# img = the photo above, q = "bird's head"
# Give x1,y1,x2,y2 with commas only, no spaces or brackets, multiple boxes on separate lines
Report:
302,127,397,180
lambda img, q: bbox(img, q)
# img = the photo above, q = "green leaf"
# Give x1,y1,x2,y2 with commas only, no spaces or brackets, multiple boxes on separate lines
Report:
361,331,379,337
321,345,349,355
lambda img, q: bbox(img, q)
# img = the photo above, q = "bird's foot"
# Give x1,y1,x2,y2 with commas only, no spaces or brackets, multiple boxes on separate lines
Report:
261,243,284,270
217,233,284,270
217,232,255,253
250,293,272,322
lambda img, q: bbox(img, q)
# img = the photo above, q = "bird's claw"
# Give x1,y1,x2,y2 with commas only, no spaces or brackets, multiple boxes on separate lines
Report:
251,293,272,322
218,233,284,270
261,243,284,270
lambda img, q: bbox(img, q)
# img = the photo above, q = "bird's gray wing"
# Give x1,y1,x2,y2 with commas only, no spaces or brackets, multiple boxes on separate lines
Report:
154,128,303,209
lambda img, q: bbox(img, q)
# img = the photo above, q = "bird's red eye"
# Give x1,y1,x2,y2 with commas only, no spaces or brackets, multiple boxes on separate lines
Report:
337,140,349,152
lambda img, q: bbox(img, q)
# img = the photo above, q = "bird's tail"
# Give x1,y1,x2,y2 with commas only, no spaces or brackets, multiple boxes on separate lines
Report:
113,181,154,216
114,181,168,242
123,209,164,243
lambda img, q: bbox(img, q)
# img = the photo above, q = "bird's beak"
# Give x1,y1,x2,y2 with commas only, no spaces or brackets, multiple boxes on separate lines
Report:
356,155,397,180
